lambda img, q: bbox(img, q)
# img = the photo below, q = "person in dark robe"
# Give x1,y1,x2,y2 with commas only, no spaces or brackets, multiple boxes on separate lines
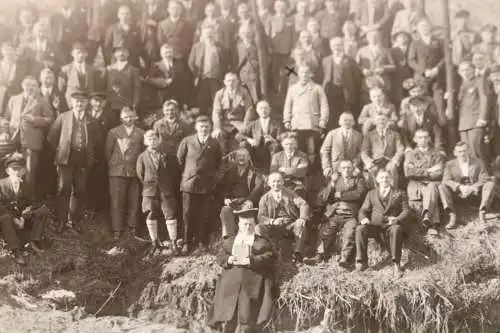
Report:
209,208,277,333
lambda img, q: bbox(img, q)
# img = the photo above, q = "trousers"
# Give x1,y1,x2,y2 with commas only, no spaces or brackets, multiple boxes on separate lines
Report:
109,177,140,232
355,223,405,264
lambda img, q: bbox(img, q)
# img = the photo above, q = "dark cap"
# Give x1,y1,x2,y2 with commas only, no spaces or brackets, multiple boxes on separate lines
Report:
391,30,412,40
455,9,471,18
481,24,497,33
113,44,128,52
4,152,25,169
89,92,106,100
233,208,258,219
408,95,426,106
71,91,89,100
195,114,211,124
72,42,87,52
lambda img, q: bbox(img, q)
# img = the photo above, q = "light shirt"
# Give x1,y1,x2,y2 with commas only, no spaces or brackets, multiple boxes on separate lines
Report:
260,117,270,135
73,110,85,120
342,128,352,140
125,125,134,136
421,35,432,45
458,160,469,177
41,86,53,97
333,54,343,64
75,62,86,74
10,177,21,193
231,233,255,257
0,62,16,83
62,7,72,19
476,68,486,77
271,190,282,202
36,39,48,52
148,5,158,16
202,42,220,78
116,61,128,71
92,109,103,119
413,111,424,125
197,134,208,144
379,186,391,199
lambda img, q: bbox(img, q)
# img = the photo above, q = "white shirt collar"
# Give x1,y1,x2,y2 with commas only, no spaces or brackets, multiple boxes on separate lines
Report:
116,61,128,70
197,134,208,143
92,109,103,119
233,233,255,247
260,117,270,130
73,110,85,120
458,159,470,176
124,125,134,135
271,190,283,201
379,186,391,198
42,86,52,96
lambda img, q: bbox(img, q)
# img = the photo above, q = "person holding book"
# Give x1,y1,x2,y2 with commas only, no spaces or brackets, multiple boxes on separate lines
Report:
209,208,277,333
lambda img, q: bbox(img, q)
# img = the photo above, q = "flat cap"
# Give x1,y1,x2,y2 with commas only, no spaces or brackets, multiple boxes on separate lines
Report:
72,42,87,51
70,91,89,99
89,92,107,100
4,152,25,169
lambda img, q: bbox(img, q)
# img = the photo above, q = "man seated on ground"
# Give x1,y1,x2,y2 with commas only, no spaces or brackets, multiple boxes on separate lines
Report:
438,141,495,229
219,148,266,238
403,129,445,235
270,132,309,197
307,160,367,266
0,152,49,265
320,112,363,179
235,100,282,171
361,113,404,188
258,172,310,264
356,169,410,277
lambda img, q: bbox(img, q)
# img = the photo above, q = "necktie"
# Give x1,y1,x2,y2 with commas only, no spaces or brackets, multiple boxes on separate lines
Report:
12,180,20,194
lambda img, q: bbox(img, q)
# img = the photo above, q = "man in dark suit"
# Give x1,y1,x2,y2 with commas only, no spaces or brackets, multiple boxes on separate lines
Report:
59,43,102,107
138,0,168,72
361,113,404,188
322,37,362,125
320,112,363,178
257,172,310,264
189,26,228,116
0,153,50,265
105,107,144,240
6,76,54,197
234,24,261,103
87,0,120,65
310,160,366,265
50,0,89,63
157,0,193,61
48,91,103,233
235,100,282,170
399,95,444,152
104,5,143,69
356,168,410,277
456,61,490,162
438,141,495,229
177,115,222,253
105,46,141,126
404,129,445,235
40,68,67,118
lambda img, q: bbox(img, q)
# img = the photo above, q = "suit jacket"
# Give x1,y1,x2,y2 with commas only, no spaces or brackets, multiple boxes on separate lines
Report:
188,42,227,80
105,125,145,178
47,111,103,167
403,148,444,200
361,128,404,167
359,187,409,226
136,149,175,196
0,177,34,219
442,158,489,191
6,93,54,151
458,78,489,131
408,37,445,86
87,0,120,42
400,110,443,151
220,166,265,205
40,87,67,118
316,10,344,40
51,7,89,58
317,175,367,218
283,81,329,131
106,62,141,110
20,39,65,75
322,54,362,111
235,118,283,146
265,15,294,55
218,15,237,52
356,45,395,89
0,62,26,116
104,23,143,67
153,117,193,155
177,134,222,193
258,188,310,225
234,41,260,83
157,17,193,59
270,150,309,181
91,109,114,138
391,8,418,36
60,63,101,107
212,87,255,131
320,128,363,172
471,43,500,67
138,3,168,62
452,29,481,65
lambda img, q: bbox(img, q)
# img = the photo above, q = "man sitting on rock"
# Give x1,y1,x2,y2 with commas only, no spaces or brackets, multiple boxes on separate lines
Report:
356,169,410,277
438,141,495,229
0,152,49,265
307,160,367,266
403,129,445,235
258,172,310,264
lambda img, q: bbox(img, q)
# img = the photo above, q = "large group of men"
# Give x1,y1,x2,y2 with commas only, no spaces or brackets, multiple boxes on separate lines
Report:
0,0,500,279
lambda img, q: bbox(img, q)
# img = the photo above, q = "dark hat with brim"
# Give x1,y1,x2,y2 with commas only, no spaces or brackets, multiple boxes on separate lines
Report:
89,92,107,100
455,9,471,18
392,30,412,40
408,95,427,106
71,91,89,100
233,208,258,219
4,152,25,169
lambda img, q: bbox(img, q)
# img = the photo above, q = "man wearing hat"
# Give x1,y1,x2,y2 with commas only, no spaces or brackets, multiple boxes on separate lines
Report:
472,24,500,67
59,42,101,108
105,45,141,127
452,10,480,66
177,115,222,253
0,152,50,265
6,75,54,197
48,90,103,233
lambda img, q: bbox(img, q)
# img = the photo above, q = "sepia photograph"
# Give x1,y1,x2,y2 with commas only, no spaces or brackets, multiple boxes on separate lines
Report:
0,0,499,332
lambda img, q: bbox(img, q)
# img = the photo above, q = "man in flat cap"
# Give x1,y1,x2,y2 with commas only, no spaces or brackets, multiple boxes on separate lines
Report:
0,152,50,265
6,75,54,197
48,91,103,233
177,115,222,253
452,10,480,66
59,42,102,108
